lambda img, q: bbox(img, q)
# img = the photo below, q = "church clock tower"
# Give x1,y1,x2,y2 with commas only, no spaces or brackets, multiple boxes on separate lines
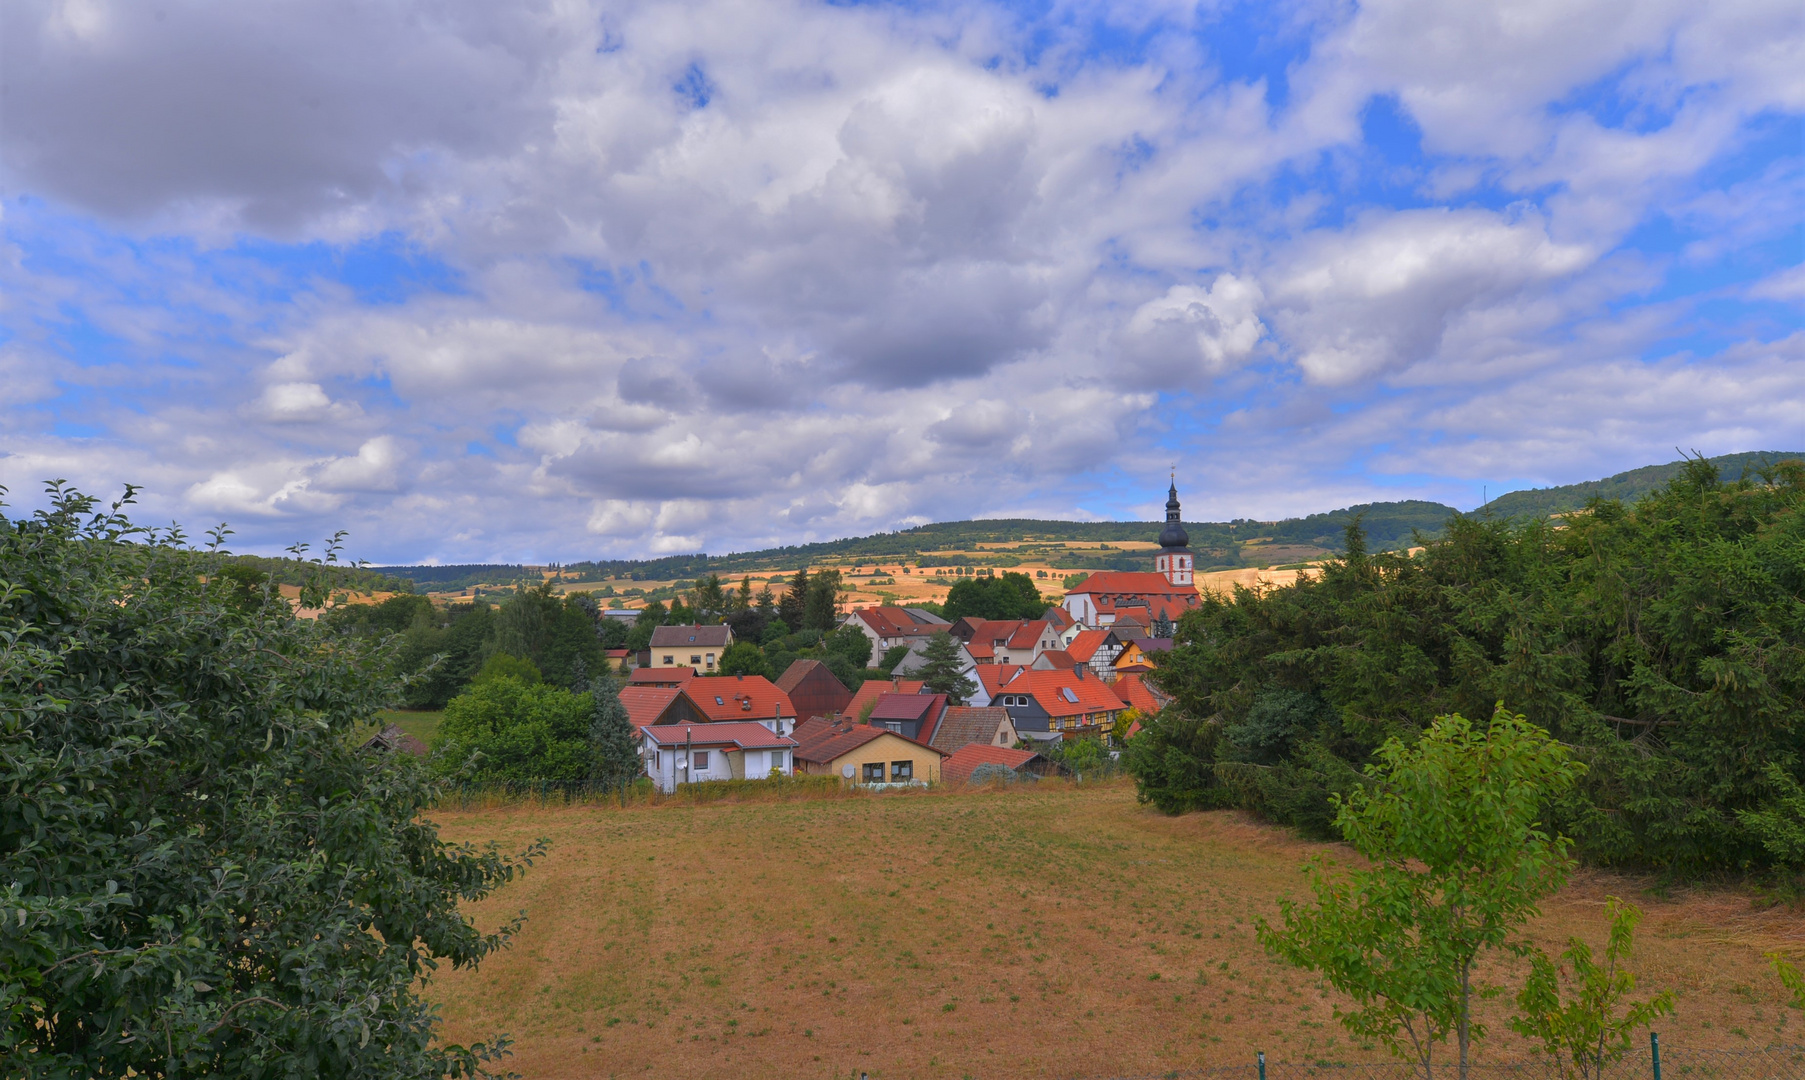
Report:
1154,476,1194,587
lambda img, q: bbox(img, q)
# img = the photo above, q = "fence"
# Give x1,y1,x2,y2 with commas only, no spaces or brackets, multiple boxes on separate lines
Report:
1077,1039,1804,1080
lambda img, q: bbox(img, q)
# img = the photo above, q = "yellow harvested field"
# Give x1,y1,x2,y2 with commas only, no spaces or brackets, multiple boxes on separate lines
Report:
427,782,1803,1080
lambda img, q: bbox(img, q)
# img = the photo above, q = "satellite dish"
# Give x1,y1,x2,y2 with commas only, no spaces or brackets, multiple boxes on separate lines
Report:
841,764,855,779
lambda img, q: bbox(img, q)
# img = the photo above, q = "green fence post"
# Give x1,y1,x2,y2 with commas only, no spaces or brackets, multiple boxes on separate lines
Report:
1649,1032,1661,1080
1258,1050,1266,1080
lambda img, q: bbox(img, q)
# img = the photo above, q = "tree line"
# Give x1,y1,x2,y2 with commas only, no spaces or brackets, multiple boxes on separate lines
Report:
1128,457,1805,879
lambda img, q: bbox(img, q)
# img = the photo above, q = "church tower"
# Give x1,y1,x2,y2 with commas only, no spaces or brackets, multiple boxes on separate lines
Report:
1154,476,1194,587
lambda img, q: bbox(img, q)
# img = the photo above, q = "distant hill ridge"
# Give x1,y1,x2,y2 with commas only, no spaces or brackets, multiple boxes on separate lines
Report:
372,451,1801,587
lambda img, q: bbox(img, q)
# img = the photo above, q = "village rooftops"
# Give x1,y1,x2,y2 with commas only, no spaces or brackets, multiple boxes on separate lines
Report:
683,674,796,723
843,676,924,719
620,686,683,731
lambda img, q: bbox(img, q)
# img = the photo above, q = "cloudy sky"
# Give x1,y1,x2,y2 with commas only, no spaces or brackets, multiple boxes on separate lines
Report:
1,0,1799,563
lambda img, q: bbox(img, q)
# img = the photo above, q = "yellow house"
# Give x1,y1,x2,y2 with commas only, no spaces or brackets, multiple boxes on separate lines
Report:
791,718,946,786
648,624,733,672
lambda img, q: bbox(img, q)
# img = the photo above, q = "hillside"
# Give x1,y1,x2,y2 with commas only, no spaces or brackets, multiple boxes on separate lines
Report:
1482,450,1803,520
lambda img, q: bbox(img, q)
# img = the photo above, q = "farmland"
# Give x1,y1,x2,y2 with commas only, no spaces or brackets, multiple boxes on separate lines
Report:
426,782,1802,1080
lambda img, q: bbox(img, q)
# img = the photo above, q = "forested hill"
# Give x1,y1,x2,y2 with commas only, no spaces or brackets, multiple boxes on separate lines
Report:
1482,451,1804,520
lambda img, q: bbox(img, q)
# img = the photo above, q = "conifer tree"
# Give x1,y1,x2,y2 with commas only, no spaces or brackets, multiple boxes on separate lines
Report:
778,566,810,631
588,675,641,795
917,631,977,705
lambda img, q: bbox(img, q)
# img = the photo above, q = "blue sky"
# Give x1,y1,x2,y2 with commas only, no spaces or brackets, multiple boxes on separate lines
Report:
1,0,1800,563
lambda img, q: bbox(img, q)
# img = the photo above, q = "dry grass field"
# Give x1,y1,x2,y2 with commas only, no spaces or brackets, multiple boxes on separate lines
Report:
426,782,1803,1080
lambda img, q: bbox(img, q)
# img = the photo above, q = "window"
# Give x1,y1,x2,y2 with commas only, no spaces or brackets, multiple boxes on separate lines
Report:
883,721,902,734
891,760,913,782
663,656,675,665
1061,687,1080,704
862,762,885,783
690,654,702,665
706,652,716,668
715,696,725,705
692,750,710,771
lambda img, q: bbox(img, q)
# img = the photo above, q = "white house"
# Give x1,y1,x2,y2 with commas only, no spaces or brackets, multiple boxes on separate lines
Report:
641,721,799,793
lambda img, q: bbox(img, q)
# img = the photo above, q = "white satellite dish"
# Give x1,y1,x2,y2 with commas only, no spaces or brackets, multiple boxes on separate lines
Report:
841,764,855,779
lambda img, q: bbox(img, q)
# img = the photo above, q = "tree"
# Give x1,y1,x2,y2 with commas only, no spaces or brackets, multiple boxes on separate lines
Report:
803,568,844,631
1770,953,1805,1010
1258,707,1584,1080
0,483,533,1076
588,676,641,795
625,600,667,651
915,631,976,705
1511,897,1675,1080
472,651,542,686
432,676,596,787
778,567,810,632
690,573,728,623
824,625,873,669
717,641,768,678
942,571,1045,621
878,644,911,673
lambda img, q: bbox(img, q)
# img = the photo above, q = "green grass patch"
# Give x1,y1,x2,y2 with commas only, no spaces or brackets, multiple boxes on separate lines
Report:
377,709,443,745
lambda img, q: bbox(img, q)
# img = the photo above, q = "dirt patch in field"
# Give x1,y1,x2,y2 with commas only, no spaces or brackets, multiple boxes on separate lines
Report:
426,783,1800,1080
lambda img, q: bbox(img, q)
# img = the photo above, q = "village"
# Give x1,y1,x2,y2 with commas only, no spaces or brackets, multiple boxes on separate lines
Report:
612,482,1199,793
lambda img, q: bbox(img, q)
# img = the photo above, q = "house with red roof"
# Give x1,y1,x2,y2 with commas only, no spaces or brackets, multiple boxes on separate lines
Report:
1112,637,1174,676
1062,573,1197,627
989,667,1128,742
844,606,951,653
684,674,798,734
628,666,696,688
641,721,798,792
620,685,690,731
1110,672,1168,717
790,717,945,786
958,619,1060,666
971,664,1024,709
866,692,948,742
927,706,1017,755
844,676,924,720
1065,628,1129,680
1030,649,1078,671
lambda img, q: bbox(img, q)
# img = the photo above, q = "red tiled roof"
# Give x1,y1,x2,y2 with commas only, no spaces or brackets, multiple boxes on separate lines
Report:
975,664,1024,699
1065,629,1114,663
869,692,944,723
944,744,1043,784
640,721,796,750
1035,649,1077,669
620,686,682,730
1043,607,1075,631
685,675,796,722
629,667,695,686
1006,620,1051,649
928,706,1013,753
1111,672,1167,715
1064,571,1185,595
775,659,852,720
999,669,1126,718
844,677,924,720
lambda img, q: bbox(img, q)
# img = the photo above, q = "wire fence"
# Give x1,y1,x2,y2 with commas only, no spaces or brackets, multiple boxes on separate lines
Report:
1076,1041,1805,1080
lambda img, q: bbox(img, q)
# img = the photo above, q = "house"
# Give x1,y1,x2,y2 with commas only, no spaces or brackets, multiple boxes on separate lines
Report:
960,620,1060,666
1113,637,1174,676
791,717,946,786
605,647,633,673
1059,481,1202,627
1065,628,1128,681
866,692,949,741
642,721,798,792
943,744,1064,785
775,659,853,721
1030,649,1078,671
629,666,696,688
989,667,1127,742
844,606,951,653
602,609,640,625
971,664,1025,709
684,674,798,734
361,724,428,757
1043,606,1078,636
844,676,925,720
649,624,734,672
926,706,1017,755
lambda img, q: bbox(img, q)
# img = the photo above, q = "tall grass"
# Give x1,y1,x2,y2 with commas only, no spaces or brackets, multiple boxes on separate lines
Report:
431,772,856,811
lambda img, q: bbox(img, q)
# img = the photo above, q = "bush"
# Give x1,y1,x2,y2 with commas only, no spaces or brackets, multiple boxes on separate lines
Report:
432,675,595,787
0,484,533,1075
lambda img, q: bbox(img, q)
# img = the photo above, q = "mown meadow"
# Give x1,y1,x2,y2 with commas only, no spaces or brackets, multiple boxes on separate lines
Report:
427,782,1803,1080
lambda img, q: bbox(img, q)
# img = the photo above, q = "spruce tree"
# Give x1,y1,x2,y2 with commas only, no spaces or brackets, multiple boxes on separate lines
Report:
778,566,810,631
588,675,641,795
917,631,977,705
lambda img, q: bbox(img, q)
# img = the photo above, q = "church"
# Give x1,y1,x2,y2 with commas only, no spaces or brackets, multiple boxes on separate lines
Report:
1060,479,1202,629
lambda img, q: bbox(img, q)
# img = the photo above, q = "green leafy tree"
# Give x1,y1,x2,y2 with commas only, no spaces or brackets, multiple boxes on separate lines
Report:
1258,707,1584,1080
625,600,667,651
879,644,912,673
942,571,1045,621
0,483,534,1076
432,676,595,787
1512,897,1675,1080
717,640,769,678
824,625,873,668
587,677,641,794
915,631,976,705
472,651,542,686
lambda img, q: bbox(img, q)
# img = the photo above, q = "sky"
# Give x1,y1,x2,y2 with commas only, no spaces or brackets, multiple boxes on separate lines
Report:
0,0,1800,564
